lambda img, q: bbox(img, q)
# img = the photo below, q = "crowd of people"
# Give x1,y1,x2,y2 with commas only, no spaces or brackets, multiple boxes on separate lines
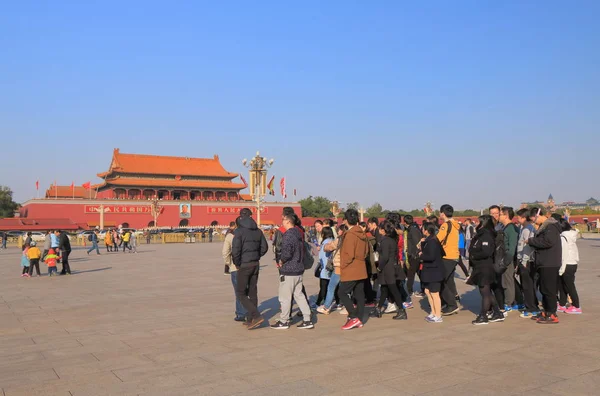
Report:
20,230,72,277
223,204,582,330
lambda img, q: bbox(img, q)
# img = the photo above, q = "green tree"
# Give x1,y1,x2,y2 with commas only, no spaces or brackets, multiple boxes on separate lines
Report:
0,186,19,218
345,202,360,211
365,202,384,218
298,196,332,217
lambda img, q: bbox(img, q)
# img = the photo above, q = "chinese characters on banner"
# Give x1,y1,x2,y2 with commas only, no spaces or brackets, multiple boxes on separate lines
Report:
84,205,152,214
206,207,268,215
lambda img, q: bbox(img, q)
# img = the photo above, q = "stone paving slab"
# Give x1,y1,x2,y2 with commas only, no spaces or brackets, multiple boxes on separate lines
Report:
1,240,599,395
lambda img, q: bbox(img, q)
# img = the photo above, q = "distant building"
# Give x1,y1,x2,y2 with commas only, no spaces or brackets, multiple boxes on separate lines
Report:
520,194,600,211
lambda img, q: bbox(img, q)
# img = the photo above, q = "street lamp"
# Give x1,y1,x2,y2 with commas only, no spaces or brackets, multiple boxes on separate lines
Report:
242,151,274,227
150,198,162,228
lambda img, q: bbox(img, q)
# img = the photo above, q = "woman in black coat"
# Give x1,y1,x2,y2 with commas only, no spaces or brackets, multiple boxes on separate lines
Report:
419,222,445,323
468,215,504,325
369,221,407,320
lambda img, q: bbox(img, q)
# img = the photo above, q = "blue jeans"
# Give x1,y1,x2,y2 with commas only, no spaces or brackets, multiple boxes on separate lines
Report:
87,241,99,254
231,271,247,318
323,272,340,309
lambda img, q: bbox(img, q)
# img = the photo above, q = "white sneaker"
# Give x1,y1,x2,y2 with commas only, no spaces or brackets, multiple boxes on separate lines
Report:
384,303,398,314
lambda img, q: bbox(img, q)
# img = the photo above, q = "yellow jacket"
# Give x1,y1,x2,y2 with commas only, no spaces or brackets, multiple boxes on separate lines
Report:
27,247,42,260
436,219,461,260
122,232,131,242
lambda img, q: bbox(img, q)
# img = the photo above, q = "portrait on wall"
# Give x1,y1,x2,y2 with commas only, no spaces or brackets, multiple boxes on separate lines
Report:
179,203,191,218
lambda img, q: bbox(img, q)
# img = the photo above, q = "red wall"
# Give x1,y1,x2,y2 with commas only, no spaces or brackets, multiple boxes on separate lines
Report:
21,200,300,229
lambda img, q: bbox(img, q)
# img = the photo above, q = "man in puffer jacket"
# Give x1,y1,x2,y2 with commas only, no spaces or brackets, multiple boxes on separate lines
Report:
232,209,268,330
527,207,562,324
270,214,314,330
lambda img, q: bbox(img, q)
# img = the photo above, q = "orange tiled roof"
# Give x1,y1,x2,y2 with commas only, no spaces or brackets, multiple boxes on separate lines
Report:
240,194,252,201
45,186,95,199
99,149,238,178
105,177,246,190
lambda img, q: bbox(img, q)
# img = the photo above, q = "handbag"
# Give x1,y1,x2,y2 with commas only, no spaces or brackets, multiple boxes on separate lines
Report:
325,236,343,273
314,262,323,278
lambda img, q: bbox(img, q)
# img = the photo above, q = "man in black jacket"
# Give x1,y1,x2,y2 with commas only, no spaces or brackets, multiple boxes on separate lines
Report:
527,207,561,324
404,215,424,297
270,215,314,330
232,209,268,330
56,230,72,275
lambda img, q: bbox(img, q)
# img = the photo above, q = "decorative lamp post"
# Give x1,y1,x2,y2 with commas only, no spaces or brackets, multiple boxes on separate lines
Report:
331,201,341,219
242,151,274,227
150,198,161,228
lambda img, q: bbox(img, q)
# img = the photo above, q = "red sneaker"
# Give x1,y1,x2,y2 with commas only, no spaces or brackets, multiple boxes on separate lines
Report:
341,318,363,330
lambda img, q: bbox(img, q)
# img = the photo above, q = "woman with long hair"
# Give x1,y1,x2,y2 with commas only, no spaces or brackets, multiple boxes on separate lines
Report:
315,227,335,307
318,224,348,315
419,222,445,323
468,215,504,325
369,220,407,320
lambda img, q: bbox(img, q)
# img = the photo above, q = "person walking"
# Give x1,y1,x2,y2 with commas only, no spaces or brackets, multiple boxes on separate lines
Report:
130,231,138,253
270,214,314,330
369,221,408,320
405,215,424,298
122,230,132,253
317,224,347,315
498,207,519,312
418,222,445,323
222,221,247,322
527,207,562,324
437,204,462,316
338,209,369,330
232,208,269,330
87,230,101,255
516,209,539,318
557,218,582,314
56,230,72,275
468,215,504,325
105,229,114,252
23,232,32,251
42,231,52,261
27,241,42,277
315,227,335,307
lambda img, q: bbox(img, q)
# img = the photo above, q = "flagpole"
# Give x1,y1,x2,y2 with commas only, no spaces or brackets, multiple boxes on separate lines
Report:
54,180,57,200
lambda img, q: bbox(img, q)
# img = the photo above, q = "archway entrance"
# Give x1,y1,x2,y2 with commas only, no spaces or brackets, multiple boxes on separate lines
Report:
147,221,155,227
179,219,189,227
121,222,130,228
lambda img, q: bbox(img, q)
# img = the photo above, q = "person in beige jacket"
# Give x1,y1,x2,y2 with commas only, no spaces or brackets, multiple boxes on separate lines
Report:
222,221,247,322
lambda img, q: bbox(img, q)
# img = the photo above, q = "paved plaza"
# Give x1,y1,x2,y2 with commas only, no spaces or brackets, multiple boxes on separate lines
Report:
1,239,600,396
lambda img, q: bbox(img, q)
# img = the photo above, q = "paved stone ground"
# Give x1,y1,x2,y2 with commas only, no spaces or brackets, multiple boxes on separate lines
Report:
1,239,599,396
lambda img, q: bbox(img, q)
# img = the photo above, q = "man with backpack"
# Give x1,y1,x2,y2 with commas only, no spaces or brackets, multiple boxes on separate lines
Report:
87,230,101,255
526,207,562,324
437,204,462,316
270,214,315,330
232,208,269,330
498,207,519,312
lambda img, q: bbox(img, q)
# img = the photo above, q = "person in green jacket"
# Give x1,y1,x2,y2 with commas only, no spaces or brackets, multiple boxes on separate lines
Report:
499,207,520,311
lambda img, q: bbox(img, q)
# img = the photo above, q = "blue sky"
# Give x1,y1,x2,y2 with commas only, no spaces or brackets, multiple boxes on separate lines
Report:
1,1,598,210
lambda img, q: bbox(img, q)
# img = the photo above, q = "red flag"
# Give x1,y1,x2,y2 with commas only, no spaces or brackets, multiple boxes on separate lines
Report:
240,175,247,187
293,189,297,197
71,181,74,189
267,176,275,195
280,177,287,198
82,182,91,189
35,180,39,190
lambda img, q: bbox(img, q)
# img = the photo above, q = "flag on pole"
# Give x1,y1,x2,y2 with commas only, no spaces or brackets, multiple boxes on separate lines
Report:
267,176,275,195
54,180,57,199
35,180,39,190
82,182,91,189
71,182,75,199
240,175,248,188
280,177,287,199
293,188,297,197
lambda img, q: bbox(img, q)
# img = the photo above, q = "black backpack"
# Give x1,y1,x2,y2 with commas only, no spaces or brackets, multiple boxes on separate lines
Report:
493,230,507,274
88,234,93,242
